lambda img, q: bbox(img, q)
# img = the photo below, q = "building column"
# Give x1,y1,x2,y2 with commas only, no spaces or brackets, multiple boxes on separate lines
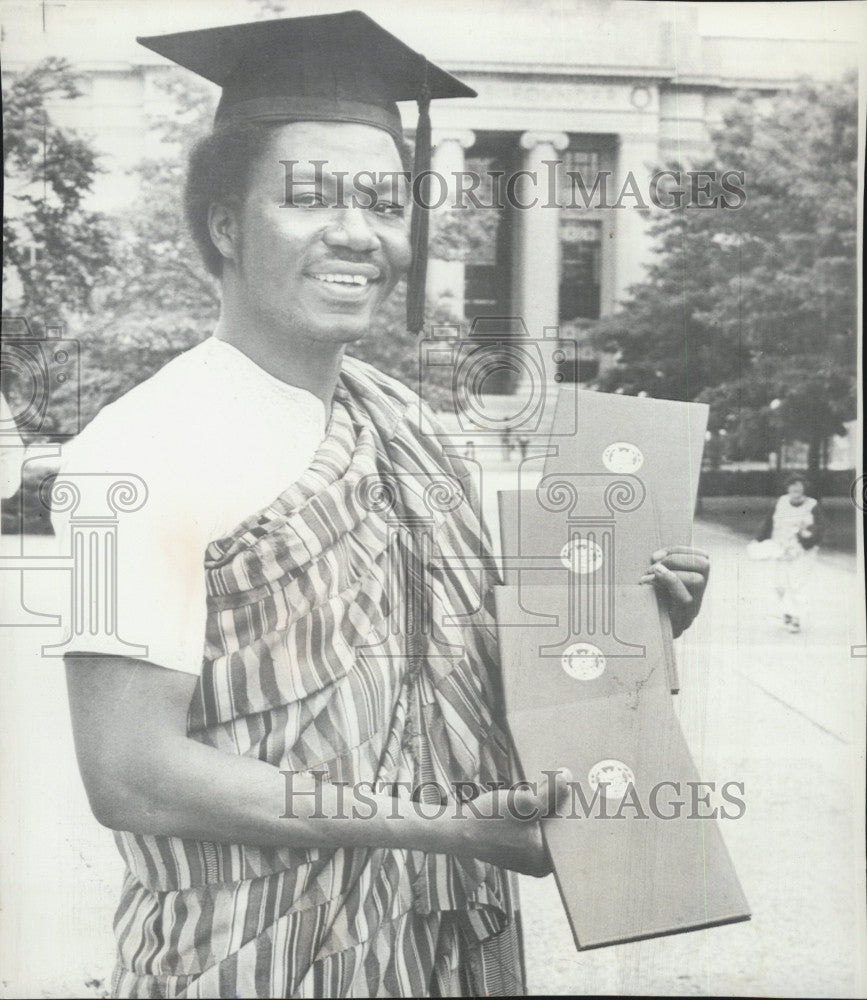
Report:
613,133,658,302
515,131,569,335
427,129,476,320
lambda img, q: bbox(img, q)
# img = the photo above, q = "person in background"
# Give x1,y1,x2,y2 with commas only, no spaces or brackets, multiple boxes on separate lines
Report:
756,473,824,633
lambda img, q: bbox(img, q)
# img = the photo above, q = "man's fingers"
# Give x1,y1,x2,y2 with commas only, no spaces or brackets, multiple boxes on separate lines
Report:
655,553,710,576
664,570,706,595
651,562,693,605
639,568,707,590
651,546,710,561
643,546,710,638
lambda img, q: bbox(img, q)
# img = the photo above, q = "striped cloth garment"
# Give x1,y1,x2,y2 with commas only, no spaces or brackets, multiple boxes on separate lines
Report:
110,356,526,998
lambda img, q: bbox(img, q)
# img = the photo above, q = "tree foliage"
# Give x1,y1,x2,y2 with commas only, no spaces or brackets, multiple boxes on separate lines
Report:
593,74,858,472
2,58,119,439
3,57,115,329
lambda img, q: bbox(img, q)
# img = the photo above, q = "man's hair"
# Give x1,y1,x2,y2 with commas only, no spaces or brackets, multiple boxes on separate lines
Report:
784,473,808,489
184,121,279,276
184,120,413,277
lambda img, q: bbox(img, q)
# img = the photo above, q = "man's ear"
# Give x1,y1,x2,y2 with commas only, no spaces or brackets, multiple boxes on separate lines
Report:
208,200,240,265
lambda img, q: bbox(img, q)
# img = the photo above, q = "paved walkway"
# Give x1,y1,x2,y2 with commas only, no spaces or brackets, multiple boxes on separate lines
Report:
516,518,866,996
1,496,864,995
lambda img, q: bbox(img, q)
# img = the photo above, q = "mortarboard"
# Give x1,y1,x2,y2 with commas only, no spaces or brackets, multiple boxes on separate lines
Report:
138,11,476,333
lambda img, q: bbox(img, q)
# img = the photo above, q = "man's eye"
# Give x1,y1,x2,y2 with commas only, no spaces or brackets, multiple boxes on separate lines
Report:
292,193,328,207
372,202,405,217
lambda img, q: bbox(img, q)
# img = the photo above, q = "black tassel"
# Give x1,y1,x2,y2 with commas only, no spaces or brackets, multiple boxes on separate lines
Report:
407,58,432,334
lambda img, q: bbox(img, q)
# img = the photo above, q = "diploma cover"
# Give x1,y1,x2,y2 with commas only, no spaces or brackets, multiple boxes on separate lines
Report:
495,387,749,948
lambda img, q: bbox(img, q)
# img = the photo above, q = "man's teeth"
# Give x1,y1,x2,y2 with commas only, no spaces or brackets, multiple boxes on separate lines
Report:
312,274,370,286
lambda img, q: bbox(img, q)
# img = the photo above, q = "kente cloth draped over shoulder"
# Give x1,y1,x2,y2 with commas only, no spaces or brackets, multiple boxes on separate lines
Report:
111,356,523,999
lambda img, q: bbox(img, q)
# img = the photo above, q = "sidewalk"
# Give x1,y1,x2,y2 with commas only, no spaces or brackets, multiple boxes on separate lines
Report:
517,518,865,996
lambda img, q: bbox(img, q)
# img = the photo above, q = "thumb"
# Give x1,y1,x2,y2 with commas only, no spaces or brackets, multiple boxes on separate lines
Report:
539,768,573,818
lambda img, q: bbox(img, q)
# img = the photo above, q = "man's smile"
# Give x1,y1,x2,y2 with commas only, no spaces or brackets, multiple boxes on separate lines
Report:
311,273,371,286
305,262,382,285
304,261,384,301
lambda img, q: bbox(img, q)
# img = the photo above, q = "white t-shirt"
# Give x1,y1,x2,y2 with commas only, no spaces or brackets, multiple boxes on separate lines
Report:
52,336,327,674
771,494,817,557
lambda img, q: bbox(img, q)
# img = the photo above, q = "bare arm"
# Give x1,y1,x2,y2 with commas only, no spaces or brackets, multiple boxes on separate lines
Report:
65,654,565,876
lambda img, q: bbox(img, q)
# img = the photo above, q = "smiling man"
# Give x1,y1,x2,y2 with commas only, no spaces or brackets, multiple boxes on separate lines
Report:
55,12,709,999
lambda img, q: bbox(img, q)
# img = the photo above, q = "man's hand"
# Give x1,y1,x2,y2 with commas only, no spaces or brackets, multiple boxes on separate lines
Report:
639,546,710,638
453,769,573,877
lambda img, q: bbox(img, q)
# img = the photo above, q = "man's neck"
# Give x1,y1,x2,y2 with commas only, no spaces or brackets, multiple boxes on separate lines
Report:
214,314,344,409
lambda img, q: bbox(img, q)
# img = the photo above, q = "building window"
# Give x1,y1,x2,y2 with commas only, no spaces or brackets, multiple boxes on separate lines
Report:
559,218,601,321
558,139,609,322
562,149,600,191
464,262,503,316
462,143,516,321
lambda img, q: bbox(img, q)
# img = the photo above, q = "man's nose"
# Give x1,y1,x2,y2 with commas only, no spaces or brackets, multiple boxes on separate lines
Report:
322,207,380,252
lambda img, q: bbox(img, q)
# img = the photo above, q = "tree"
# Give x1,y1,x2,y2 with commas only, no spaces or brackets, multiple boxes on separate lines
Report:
593,74,858,477
2,58,116,439
3,58,115,329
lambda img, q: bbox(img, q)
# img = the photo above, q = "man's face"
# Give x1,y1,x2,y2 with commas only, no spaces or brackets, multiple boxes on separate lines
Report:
225,121,411,345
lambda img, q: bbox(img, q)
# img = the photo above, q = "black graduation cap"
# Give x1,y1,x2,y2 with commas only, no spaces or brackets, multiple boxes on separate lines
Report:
138,11,476,333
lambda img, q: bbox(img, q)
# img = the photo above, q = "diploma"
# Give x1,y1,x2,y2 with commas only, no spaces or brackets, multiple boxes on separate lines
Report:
495,388,749,948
